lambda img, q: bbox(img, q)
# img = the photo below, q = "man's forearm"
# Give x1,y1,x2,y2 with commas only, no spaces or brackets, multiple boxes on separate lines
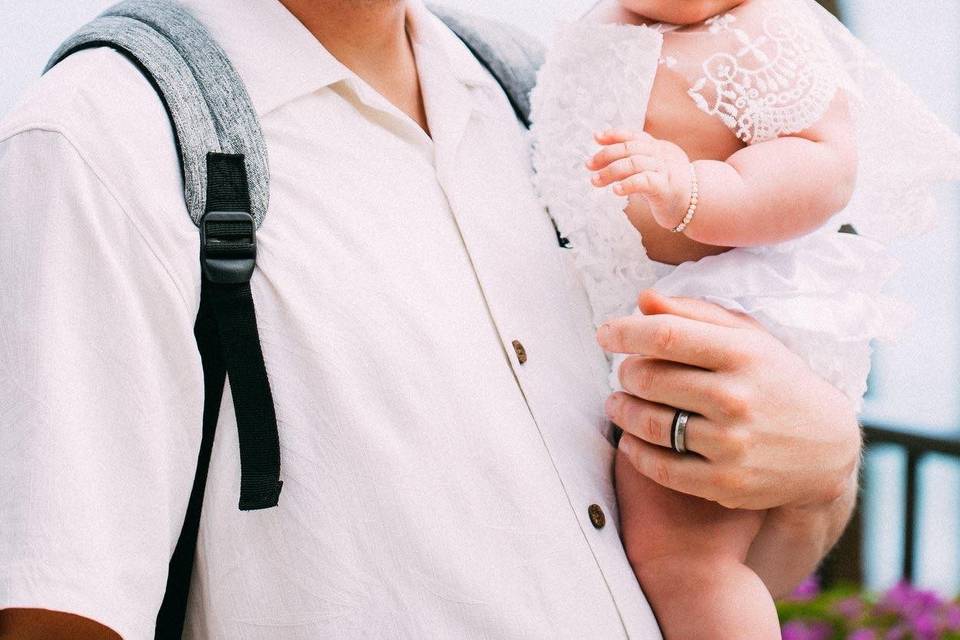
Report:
745,461,860,599
0,609,121,640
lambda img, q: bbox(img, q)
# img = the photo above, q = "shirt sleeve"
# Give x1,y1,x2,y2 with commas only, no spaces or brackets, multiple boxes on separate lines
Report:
0,128,204,640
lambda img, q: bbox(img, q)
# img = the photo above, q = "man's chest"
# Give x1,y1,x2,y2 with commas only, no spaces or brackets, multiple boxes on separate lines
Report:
180,94,656,639
252,92,612,433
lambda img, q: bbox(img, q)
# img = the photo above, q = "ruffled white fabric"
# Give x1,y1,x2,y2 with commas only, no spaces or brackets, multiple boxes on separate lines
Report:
530,0,959,411
530,22,665,327
608,231,904,410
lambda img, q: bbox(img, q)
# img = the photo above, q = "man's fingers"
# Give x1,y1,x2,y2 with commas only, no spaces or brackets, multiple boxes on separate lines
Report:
591,155,663,187
618,434,724,502
606,392,725,458
638,289,761,331
616,357,751,421
597,313,746,370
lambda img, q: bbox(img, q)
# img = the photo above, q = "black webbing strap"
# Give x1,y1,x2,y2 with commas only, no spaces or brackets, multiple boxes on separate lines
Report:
154,153,281,638
200,152,283,510
155,289,226,639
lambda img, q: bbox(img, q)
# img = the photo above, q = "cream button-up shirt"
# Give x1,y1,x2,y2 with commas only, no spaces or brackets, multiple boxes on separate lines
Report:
0,1,662,638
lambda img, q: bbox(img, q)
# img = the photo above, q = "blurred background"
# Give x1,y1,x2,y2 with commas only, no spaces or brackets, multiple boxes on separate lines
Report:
1,0,958,606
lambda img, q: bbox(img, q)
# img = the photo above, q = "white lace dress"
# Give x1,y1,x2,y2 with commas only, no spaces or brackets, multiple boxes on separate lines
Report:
530,0,927,410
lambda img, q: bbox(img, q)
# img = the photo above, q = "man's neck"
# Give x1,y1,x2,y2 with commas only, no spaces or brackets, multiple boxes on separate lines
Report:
279,0,429,133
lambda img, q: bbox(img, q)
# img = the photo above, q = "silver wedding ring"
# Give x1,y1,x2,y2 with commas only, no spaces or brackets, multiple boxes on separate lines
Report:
671,409,690,454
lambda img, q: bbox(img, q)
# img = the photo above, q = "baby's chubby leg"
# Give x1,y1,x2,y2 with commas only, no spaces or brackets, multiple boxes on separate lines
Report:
615,447,761,562
615,449,779,639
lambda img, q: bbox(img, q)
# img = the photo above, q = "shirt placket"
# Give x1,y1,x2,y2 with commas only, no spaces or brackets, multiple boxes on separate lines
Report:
427,94,663,639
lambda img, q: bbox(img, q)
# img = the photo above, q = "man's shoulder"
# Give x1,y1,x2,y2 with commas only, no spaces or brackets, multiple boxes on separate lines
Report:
1,47,178,174
0,46,198,302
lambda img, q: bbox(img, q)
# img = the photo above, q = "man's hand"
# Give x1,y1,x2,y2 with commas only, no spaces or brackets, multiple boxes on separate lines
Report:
598,290,861,593
599,289,860,512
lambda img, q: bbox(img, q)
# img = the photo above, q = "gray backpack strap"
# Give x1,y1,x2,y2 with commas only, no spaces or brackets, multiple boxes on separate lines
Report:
47,14,220,227
46,0,270,228
429,4,545,128
46,4,283,635
46,0,281,510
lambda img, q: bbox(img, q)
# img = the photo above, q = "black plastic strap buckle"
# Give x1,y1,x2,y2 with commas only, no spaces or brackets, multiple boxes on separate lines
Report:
200,211,257,284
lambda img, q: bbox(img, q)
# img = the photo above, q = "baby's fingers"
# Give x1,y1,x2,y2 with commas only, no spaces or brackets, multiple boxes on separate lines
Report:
594,129,652,145
592,155,664,188
614,170,671,199
588,137,658,171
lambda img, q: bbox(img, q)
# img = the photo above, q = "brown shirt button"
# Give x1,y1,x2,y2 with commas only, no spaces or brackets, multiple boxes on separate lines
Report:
512,340,527,364
588,504,606,530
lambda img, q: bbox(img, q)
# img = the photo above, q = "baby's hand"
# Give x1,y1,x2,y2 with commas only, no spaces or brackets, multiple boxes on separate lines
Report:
588,129,692,231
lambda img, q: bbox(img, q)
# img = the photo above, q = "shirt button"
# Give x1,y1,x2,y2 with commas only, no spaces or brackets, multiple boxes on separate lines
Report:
588,504,606,530
512,340,527,364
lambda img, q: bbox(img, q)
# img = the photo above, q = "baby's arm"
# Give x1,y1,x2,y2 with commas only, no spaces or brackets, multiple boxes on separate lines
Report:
588,93,857,247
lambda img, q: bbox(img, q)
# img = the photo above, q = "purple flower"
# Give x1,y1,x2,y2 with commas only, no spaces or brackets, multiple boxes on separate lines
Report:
884,624,910,640
782,620,832,640
911,588,943,614
876,581,947,621
945,603,960,631
781,621,806,640
910,611,938,638
878,581,914,614
780,582,959,640
834,596,865,620
789,575,822,602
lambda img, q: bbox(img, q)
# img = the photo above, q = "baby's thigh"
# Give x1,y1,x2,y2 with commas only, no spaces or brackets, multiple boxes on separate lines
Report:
615,449,765,564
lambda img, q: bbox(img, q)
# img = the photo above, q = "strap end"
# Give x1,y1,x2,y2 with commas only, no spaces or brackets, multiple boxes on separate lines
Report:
239,480,283,511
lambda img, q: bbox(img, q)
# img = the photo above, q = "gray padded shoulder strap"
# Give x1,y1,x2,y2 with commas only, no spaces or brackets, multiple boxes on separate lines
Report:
429,4,545,128
46,0,269,228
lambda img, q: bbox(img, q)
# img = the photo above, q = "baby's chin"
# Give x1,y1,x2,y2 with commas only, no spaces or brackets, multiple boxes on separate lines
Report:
618,0,747,25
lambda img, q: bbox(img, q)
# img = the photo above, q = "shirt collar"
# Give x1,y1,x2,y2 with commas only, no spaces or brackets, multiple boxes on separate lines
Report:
182,0,499,117
405,0,500,91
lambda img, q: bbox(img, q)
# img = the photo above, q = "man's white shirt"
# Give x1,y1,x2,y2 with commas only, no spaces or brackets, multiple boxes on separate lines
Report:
0,1,661,637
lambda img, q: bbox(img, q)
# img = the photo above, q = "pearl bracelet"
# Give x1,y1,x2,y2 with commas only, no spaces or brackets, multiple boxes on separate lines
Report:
671,164,699,234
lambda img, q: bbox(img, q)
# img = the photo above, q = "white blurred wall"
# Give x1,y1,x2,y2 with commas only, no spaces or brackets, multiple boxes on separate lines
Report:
845,0,960,597
0,2,112,115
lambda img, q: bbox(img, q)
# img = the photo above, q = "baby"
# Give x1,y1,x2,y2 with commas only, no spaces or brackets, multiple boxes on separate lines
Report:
589,1,853,638
530,0,945,637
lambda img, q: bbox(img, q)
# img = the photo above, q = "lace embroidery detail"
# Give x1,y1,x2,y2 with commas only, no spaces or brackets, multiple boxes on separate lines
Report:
706,14,737,33
686,2,839,144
